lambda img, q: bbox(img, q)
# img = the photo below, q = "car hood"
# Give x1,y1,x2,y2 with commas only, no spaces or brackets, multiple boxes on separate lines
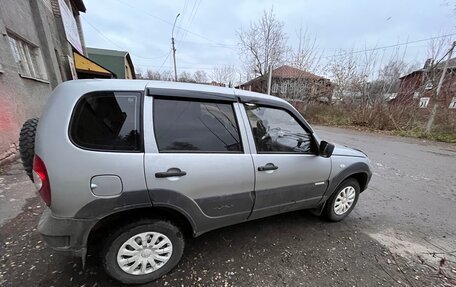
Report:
332,144,367,158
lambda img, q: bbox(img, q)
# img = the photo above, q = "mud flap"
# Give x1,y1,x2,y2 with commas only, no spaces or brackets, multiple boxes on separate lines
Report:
81,248,87,269
310,201,327,216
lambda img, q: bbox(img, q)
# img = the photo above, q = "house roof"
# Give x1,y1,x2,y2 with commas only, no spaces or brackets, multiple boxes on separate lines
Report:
437,57,456,69
239,65,327,87
271,65,324,80
71,0,86,12
86,47,136,79
86,47,129,57
400,57,456,79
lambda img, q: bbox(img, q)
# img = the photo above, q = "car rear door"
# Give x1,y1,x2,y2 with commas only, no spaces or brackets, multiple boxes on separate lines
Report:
143,90,255,234
239,103,331,220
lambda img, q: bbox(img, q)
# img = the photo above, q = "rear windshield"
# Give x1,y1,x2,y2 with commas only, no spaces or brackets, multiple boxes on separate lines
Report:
70,91,142,151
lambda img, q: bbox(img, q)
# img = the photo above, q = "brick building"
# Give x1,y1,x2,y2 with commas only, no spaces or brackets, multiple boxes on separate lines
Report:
237,65,333,102
395,58,456,110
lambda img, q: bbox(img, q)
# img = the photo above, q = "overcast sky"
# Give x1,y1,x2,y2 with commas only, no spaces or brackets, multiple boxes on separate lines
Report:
81,0,456,80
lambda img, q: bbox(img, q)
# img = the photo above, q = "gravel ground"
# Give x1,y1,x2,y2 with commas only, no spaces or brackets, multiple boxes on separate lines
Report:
0,126,455,287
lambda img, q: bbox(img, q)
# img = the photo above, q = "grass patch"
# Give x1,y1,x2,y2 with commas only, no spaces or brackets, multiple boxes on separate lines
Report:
392,129,456,143
295,102,456,144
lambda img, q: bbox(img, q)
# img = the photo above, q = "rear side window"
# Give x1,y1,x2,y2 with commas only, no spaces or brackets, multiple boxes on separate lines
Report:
153,98,242,153
70,91,142,151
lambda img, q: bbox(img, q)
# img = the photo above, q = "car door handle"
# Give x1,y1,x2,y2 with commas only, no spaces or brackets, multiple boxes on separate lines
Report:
155,169,187,178
258,163,278,171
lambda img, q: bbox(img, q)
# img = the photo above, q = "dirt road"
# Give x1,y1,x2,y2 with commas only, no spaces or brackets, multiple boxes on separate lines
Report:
1,126,455,286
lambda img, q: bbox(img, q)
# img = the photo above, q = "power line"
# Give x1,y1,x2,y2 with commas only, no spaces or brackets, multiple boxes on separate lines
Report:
137,63,232,70
323,32,456,59
179,0,200,43
157,50,172,72
82,16,169,60
175,0,189,39
113,0,231,48
177,39,237,49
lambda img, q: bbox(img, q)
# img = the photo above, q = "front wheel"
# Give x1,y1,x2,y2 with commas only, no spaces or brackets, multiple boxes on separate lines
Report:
323,179,360,222
102,219,185,285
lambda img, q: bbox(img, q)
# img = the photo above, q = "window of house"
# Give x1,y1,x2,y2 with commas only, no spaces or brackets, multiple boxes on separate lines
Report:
425,82,433,90
245,105,314,154
154,98,242,153
7,34,47,80
449,97,456,109
419,97,430,108
70,92,142,151
280,82,288,94
413,91,420,99
271,83,278,93
288,82,295,94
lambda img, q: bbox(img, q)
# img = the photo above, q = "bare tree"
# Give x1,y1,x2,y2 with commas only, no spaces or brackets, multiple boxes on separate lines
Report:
160,70,174,81
145,69,162,80
178,71,195,83
424,39,456,132
142,69,174,81
291,26,322,74
325,49,359,102
238,8,289,77
193,70,208,83
211,65,236,87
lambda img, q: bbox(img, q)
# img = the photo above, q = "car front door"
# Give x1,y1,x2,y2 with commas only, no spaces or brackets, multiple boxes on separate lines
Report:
143,94,255,234
240,103,331,220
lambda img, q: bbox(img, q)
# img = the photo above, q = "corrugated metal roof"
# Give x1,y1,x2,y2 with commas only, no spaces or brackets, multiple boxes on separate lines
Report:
400,57,456,79
86,47,128,57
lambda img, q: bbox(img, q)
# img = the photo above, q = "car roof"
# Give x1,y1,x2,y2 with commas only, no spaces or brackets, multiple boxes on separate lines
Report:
61,79,288,105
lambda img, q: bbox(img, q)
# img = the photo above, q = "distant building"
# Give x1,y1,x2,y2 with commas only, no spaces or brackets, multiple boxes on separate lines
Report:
237,65,333,102
395,58,456,109
87,47,136,79
209,81,226,87
0,0,105,162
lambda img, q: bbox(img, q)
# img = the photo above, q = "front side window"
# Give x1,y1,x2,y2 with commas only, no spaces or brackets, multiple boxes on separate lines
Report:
154,98,242,153
70,92,142,151
245,105,314,153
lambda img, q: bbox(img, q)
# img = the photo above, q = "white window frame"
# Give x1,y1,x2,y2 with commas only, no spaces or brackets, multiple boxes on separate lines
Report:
425,82,433,90
280,82,288,94
449,97,456,109
419,97,430,108
413,91,420,99
7,34,47,80
271,83,278,93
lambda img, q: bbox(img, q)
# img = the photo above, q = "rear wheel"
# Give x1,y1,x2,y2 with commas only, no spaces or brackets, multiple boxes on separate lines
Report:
19,118,39,181
323,178,360,221
102,219,185,284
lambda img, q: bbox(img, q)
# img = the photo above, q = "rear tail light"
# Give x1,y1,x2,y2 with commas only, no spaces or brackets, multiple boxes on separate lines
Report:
33,155,51,206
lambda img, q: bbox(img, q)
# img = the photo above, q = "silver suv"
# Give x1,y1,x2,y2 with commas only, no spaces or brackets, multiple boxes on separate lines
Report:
24,80,371,284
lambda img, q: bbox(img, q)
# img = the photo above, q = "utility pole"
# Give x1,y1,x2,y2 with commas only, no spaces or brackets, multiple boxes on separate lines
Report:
425,41,455,133
171,13,180,82
267,65,273,95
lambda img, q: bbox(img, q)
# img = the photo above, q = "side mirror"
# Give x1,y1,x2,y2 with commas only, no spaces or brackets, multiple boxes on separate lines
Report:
319,141,335,158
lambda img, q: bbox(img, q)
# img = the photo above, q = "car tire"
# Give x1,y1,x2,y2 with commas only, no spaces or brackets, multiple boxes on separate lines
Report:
102,219,185,285
323,178,360,222
19,118,39,182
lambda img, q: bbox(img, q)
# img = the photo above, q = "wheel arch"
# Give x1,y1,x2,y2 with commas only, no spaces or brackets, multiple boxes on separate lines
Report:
321,162,372,203
348,172,369,192
87,206,195,252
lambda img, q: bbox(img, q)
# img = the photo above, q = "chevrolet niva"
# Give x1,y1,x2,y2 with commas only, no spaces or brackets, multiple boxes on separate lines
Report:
19,80,372,284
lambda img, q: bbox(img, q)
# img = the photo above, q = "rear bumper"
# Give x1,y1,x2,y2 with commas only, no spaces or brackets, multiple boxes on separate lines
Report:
38,208,97,258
